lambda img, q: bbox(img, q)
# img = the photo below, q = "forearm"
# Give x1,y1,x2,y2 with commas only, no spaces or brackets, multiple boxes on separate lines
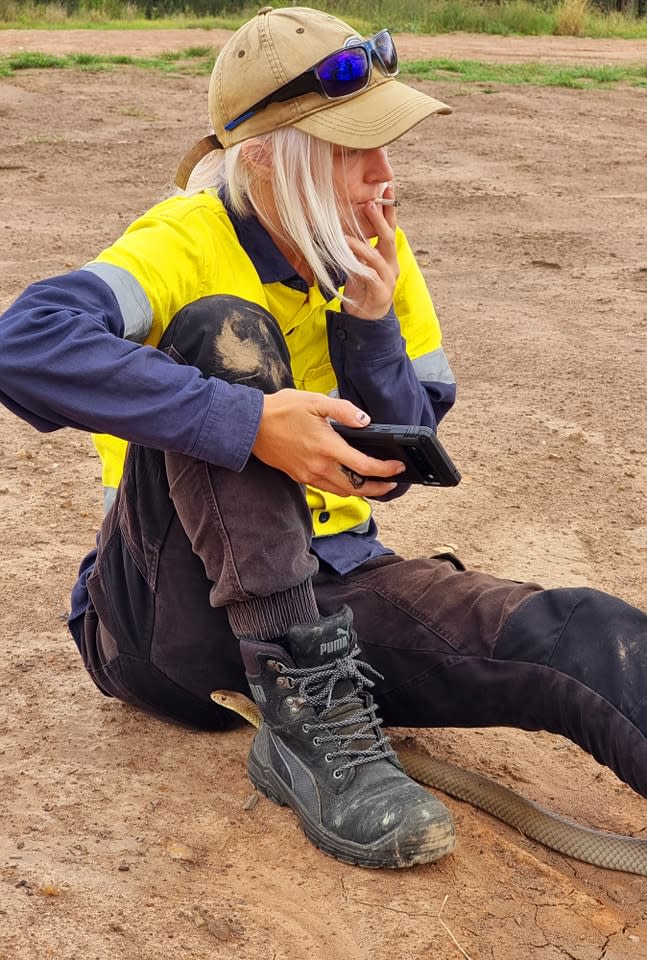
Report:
327,309,455,429
0,270,263,472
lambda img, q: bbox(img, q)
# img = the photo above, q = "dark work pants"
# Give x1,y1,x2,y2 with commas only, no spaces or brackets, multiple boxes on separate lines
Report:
77,295,647,798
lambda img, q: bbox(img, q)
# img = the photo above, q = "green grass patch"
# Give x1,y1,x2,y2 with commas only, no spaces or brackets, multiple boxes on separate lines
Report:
2,48,647,90
2,1,647,39
401,58,647,88
0,5,254,31
6,50,61,68
1,46,215,75
69,51,103,64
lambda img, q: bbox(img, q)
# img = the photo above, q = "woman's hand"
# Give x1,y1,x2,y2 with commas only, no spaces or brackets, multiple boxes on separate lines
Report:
341,185,399,320
251,389,404,497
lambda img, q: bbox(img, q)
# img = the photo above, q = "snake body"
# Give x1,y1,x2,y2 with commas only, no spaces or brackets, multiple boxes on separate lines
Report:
211,689,647,876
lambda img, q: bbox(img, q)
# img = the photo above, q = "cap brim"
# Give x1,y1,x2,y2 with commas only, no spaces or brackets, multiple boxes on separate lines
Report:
291,77,451,149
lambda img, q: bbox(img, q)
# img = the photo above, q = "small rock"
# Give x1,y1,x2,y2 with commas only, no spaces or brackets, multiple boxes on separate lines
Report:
117,862,130,872
164,839,197,863
530,259,561,270
16,841,24,850
203,918,240,942
192,906,243,943
38,884,60,897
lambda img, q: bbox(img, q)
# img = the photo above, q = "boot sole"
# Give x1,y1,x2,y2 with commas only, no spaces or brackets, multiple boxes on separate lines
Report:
248,750,456,869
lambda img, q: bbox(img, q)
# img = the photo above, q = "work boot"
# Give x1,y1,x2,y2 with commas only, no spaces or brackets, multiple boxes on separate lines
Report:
239,606,455,868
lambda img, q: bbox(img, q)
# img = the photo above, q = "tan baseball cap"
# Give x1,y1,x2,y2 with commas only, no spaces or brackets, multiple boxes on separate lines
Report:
175,5,451,189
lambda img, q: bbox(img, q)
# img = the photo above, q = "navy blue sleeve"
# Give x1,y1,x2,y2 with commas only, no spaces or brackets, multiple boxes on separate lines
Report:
326,308,457,502
0,270,263,472
327,309,455,430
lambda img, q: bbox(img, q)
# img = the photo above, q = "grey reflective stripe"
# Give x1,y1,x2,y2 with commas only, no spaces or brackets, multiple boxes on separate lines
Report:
344,516,371,536
328,348,455,388
104,486,117,515
82,262,153,343
412,347,455,385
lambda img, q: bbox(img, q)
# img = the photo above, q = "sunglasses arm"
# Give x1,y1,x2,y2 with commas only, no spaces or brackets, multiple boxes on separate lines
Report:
225,70,321,131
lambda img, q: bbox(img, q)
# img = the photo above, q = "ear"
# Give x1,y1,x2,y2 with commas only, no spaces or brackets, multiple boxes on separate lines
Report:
240,138,273,177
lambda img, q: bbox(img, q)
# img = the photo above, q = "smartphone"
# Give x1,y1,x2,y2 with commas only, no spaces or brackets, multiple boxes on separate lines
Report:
332,423,461,487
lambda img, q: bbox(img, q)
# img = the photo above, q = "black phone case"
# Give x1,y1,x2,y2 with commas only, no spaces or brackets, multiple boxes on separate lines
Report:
332,423,461,486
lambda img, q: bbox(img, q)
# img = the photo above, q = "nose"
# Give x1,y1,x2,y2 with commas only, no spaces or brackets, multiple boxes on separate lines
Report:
365,147,394,183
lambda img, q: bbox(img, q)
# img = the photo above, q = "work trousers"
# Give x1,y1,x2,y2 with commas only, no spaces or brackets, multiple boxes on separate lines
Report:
76,295,647,798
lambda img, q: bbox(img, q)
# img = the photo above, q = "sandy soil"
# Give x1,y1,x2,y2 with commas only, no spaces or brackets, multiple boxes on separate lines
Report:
1,30,646,960
1,27,647,64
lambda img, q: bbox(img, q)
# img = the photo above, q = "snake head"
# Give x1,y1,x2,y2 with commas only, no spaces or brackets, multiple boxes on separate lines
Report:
210,689,261,728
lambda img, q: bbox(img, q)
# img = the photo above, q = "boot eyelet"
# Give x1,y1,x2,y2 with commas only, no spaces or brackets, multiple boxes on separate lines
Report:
324,753,333,763
332,769,343,780
313,736,322,747
302,724,310,733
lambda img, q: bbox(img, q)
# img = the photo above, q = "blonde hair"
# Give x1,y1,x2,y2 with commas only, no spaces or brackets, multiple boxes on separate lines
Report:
181,127,375,300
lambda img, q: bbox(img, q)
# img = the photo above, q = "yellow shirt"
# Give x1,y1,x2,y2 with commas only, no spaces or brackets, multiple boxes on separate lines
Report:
87,191,447,537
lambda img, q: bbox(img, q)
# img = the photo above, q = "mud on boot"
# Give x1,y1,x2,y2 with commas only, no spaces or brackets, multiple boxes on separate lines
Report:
239,605,456,868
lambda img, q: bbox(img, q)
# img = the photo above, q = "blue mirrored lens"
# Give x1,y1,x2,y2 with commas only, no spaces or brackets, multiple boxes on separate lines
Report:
317,48,369,98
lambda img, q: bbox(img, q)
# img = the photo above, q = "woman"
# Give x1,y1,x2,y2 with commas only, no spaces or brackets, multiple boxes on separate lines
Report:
1,6,645,870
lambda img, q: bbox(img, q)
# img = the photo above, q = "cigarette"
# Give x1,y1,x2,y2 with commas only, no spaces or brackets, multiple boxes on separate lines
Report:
375,198,400,207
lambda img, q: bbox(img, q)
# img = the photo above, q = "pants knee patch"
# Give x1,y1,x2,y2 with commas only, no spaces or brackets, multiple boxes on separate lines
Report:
161,295,293,390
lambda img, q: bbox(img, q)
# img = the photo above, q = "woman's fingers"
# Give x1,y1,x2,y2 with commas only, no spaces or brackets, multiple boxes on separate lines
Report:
362,198,398,264
252,391,404,496
343,234,398,319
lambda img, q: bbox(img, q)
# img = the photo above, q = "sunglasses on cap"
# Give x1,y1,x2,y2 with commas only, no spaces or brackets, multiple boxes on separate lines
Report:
224,29,399,132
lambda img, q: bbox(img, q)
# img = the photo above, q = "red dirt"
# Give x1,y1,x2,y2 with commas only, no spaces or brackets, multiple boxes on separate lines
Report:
1,30,646,960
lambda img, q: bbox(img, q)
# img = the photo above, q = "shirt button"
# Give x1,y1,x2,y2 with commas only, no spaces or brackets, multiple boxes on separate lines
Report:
335,329,348,342
319,511,330,523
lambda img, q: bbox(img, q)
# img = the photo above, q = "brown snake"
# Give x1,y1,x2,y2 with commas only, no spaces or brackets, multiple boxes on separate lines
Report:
211,690,647,876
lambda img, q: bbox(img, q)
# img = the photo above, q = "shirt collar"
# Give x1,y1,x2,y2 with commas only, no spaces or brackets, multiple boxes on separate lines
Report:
220,190,307,291
220,190,345,293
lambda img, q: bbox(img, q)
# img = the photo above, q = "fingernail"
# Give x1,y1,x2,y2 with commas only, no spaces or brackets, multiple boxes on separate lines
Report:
396,463,407,473
356,411,370,424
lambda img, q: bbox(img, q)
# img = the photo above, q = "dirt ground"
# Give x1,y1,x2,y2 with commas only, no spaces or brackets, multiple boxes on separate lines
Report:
1,28,646,960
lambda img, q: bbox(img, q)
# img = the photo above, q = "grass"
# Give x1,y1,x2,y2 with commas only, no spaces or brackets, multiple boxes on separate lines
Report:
1,15,252,30
2,48,646,89
401,58,647,88
1,0,647,39
0,47,215,76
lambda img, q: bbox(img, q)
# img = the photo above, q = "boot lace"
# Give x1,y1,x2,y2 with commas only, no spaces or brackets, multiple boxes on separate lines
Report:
280,643,397,776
